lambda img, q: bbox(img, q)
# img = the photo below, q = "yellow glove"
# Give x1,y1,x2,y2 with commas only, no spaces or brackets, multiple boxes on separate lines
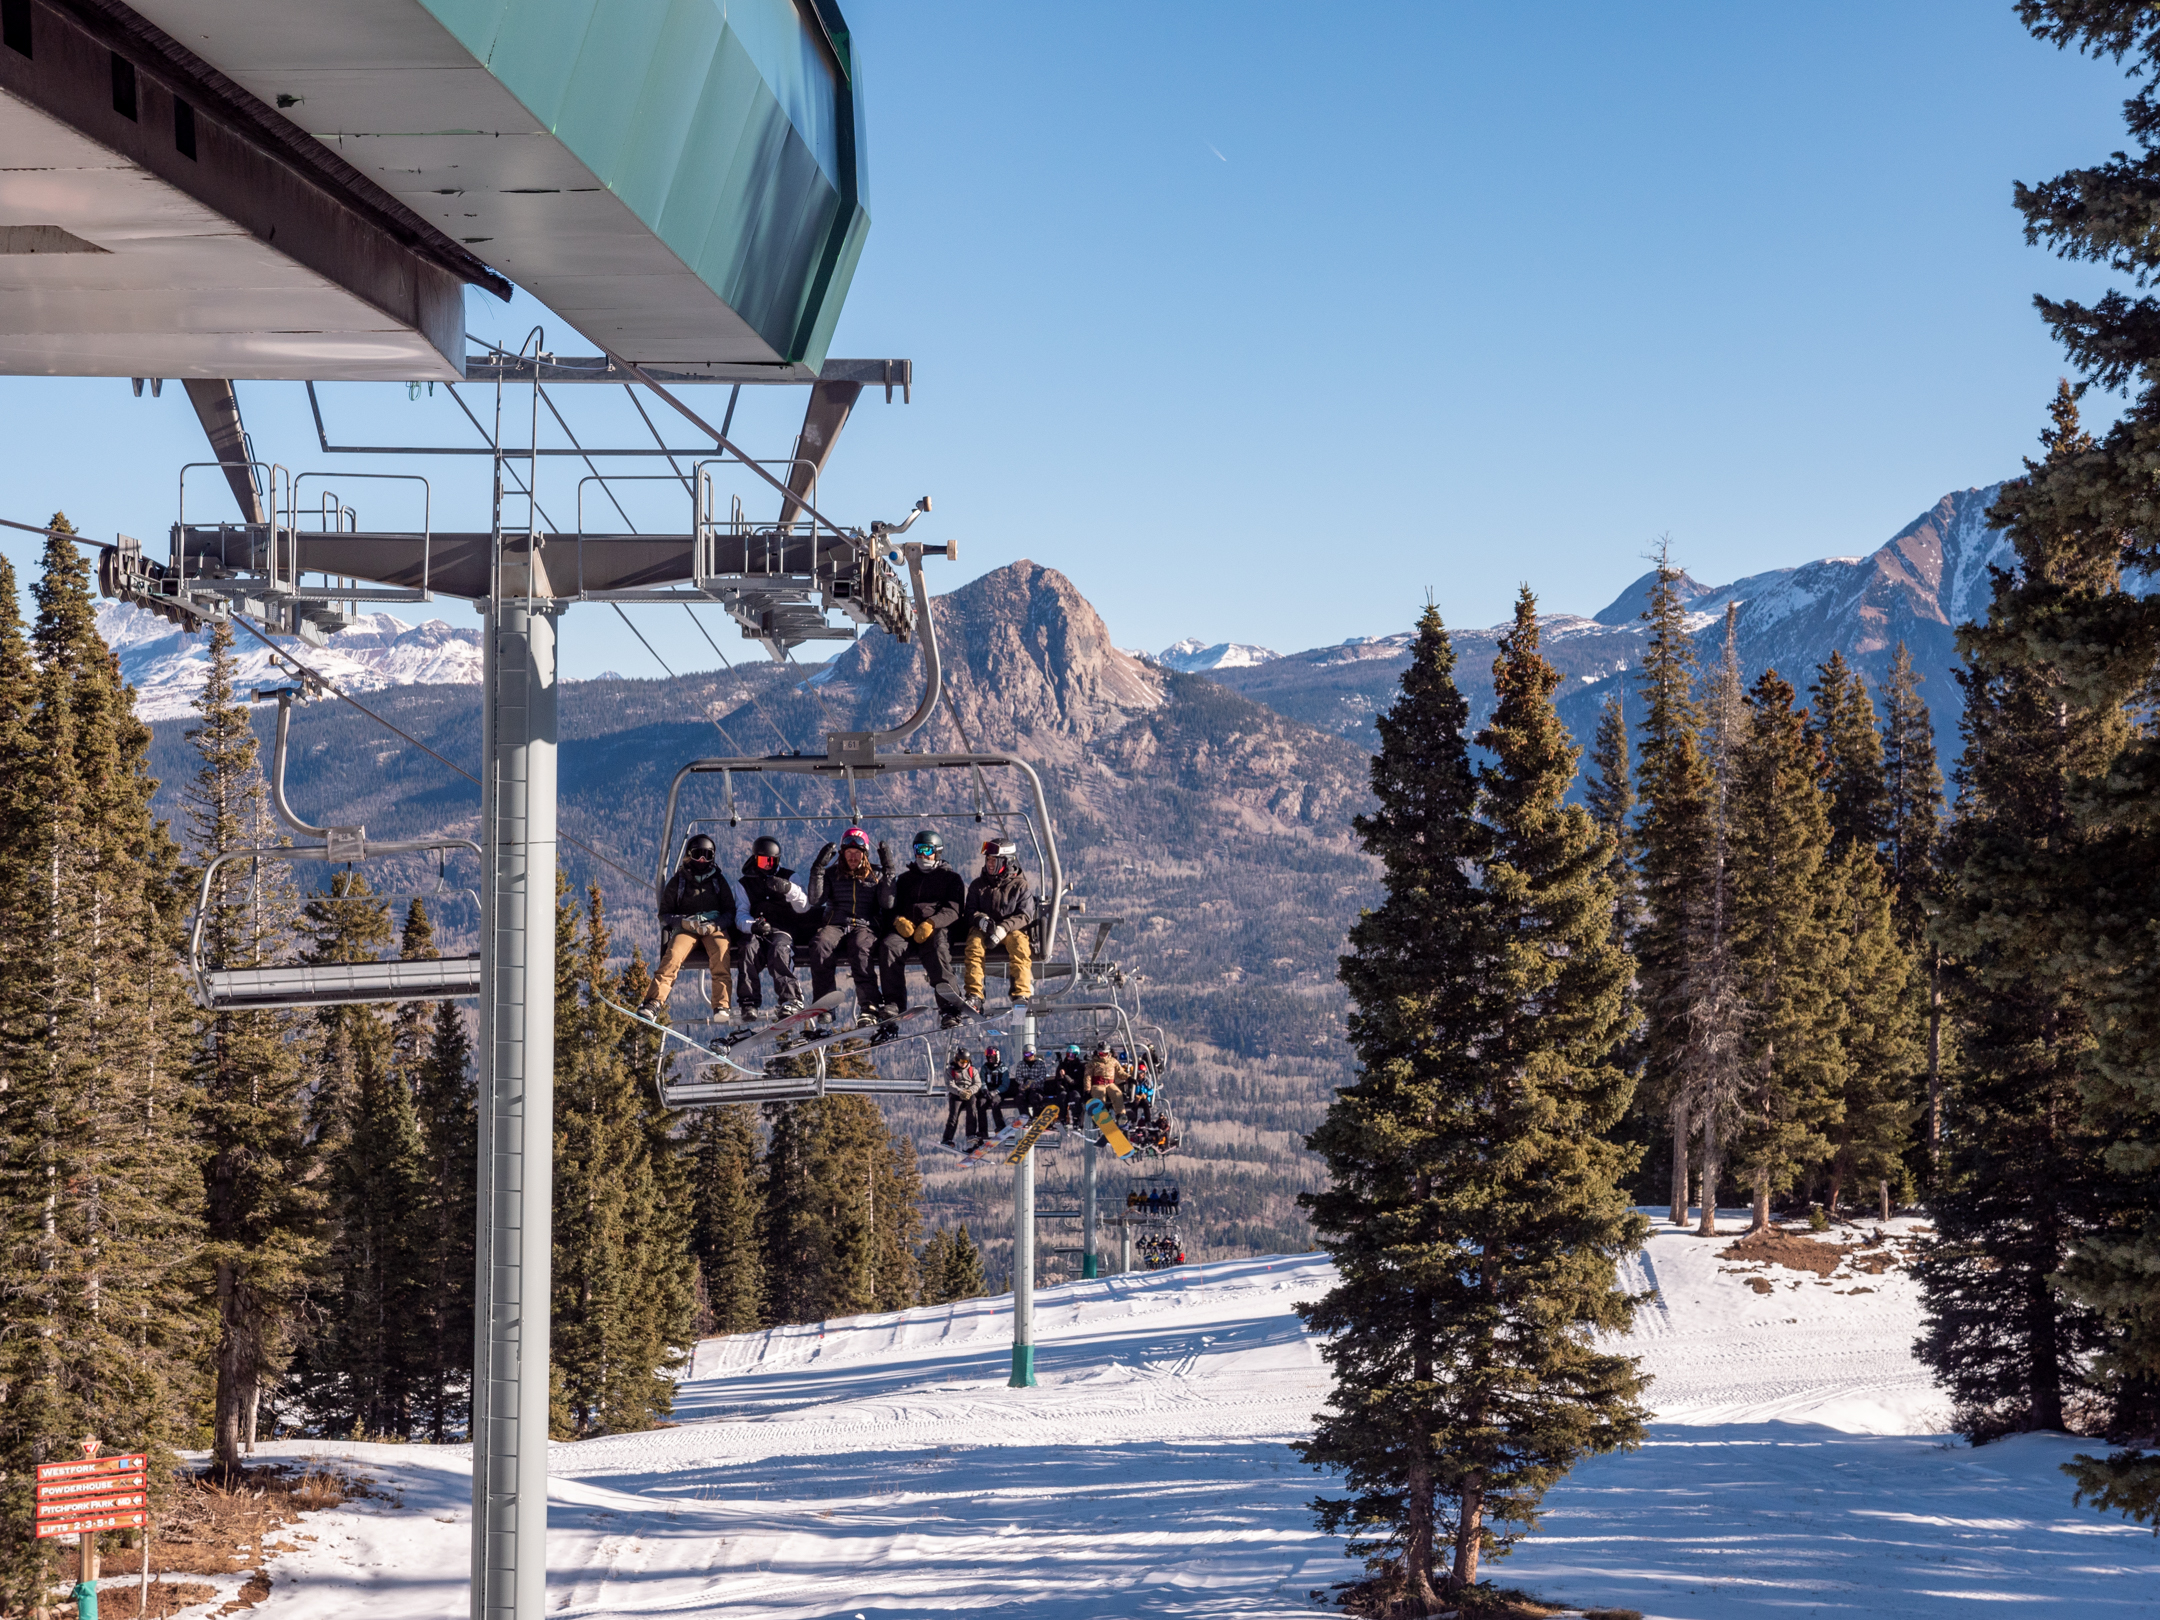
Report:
894,917,920,941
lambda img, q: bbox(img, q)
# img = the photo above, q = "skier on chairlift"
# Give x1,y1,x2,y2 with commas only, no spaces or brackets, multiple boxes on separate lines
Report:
960,837,1033,1015
941,1045,986,1149
980,1043,1011,1133
876,828,968,1028
806,827,894,1028
641,833,751,1023
735,835,810,1019
1013,1044,1057,1116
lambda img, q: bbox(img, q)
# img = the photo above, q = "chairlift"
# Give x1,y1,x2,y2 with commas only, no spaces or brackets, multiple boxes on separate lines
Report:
187,686,483,1011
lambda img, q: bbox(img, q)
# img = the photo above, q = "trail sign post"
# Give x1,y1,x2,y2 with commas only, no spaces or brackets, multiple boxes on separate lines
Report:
38,1443,146,1620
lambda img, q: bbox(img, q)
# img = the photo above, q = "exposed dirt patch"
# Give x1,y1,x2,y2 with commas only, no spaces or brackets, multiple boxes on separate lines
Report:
1744,1276,1775,1295
215,1570,272,1614
86,1580,216,1619
1720,1229,1855,1278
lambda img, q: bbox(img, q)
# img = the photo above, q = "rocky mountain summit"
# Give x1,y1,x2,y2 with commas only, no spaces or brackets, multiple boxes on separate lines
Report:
1153,638,1280,673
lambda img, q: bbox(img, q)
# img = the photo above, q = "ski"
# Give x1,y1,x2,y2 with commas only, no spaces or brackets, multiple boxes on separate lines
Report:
1085,1097,1138,1159
1005,1104,1061,1164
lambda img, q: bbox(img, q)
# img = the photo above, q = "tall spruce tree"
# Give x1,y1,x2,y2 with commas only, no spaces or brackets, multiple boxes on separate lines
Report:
1986,4,2160,1519
1632,551,1717,1227
688,1105,765,1335
1921,383,2121,1443
1808,651,1888,860
410,989,476,1441
1684,607,1751,1235
552,880,695,1437
0,525,203,1607
185,620,324,1468
1298,600,1646,1609
1727,670,1843,1232
1879,642,1946,1167
1585,692,1640,947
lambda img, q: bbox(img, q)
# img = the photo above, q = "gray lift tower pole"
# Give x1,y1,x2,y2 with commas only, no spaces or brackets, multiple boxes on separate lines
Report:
471,581,560,1620
1011,1142,1037,1387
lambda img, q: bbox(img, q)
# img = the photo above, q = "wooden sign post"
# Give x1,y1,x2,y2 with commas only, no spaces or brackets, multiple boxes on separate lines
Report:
35,1441,147,1620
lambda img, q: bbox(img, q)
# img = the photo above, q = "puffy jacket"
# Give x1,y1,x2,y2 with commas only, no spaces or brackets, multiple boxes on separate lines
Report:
808,854,893,927
962,863,1032,933
945,1062,983,1099
891,864,965,934
740,862,812,940
657,864,749,936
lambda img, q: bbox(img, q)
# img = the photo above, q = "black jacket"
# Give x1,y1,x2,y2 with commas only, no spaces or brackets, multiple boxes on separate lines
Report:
739,862,814,942
657,864,748,935
963,863,1033,931
891,863,965,935
808,855,894,928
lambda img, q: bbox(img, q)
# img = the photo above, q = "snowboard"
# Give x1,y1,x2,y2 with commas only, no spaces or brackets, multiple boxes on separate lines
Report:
1004,1104,1061,1164
730,987,849,1049
1085,1097,1138,1159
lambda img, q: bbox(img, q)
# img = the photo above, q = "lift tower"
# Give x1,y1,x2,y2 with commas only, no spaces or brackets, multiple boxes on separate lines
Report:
6,2,881,1615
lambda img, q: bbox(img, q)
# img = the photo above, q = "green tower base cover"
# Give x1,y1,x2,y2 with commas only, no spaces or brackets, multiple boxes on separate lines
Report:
1009,1345,1036,1388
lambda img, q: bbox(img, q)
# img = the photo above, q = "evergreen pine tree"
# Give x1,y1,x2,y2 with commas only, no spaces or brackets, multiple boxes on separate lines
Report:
921,1225,986,1305
1298,599,1647,1608
1727,671,1844,1232
0,524,203,1605
551,881,695,1437
1585,692,1640,945
1822,846,1918,1222
185,620,324,1469
1879,642,1946,1167
410,991,476,1441
1919,378,2125,1448
688,1105,765,1335
1632,550,1718,1227
1808,651,1888,860
1684,607,1751,1235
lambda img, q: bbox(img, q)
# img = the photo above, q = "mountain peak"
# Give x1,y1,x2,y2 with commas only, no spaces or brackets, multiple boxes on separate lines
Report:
1155,638,1280,673
808,560,1164,764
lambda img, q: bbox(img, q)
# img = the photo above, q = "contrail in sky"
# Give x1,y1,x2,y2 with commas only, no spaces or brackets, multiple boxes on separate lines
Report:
1204,141,1228,162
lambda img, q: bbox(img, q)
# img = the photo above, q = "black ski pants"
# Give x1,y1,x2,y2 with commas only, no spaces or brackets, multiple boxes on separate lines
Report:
734,929,801,1011
942,1092,984,1145
874,928,963,1013
810,920,880,1005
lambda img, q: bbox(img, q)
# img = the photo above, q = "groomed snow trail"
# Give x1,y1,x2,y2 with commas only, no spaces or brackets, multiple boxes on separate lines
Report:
212,1223,2160,1619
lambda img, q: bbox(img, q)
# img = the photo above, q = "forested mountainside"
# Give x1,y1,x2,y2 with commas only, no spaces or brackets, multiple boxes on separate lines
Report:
1201,483,2010,772
141,561,1376,1278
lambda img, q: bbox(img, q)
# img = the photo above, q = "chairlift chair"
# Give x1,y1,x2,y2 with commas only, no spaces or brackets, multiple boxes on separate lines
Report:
187,687,483,1011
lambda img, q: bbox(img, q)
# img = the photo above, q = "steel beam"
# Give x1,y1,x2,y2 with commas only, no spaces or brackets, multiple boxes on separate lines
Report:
472,597,558,1620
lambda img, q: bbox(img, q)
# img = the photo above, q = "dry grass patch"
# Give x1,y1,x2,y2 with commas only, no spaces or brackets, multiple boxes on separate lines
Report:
1719,1228,1854,1278
82,1580,216,1619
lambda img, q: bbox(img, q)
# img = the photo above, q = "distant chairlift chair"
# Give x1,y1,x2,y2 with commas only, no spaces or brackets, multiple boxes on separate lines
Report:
187,686,482,1010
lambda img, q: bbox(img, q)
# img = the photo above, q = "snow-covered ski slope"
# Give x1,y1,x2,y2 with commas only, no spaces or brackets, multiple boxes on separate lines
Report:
205,1219,2160,1618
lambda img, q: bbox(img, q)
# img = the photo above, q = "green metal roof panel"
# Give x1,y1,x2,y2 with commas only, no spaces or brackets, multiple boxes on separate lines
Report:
418,0,864,365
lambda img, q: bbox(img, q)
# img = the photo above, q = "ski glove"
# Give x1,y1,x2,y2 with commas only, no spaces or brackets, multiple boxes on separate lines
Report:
989,924,1009,946
751,917,772,937
877,840,895,871
971,912,992,934
811,843,837,871
893,917,921,942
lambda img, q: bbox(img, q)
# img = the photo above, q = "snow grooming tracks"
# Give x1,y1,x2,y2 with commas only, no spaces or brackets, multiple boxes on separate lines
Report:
201,1243,2160,1618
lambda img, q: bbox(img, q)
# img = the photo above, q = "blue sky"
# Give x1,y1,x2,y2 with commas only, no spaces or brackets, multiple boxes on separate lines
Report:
0,2,2139,676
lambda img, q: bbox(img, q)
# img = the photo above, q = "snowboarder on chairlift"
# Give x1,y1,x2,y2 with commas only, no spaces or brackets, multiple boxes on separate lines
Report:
734,835,810,1018
1013,1045,1057,1115
875,828,968,1027
980,1043,1010,1133
806,827,895,1027
960,837,1033,1014
942,1045,986,1147
1085,1041,1132,1116
641,832,751,1023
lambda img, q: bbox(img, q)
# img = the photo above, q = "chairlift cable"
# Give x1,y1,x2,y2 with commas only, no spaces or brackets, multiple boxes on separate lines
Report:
680,603,800,755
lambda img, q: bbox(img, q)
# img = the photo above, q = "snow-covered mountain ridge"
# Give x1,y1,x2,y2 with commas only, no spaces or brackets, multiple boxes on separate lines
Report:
94,600,483,721
1152,637,1280,672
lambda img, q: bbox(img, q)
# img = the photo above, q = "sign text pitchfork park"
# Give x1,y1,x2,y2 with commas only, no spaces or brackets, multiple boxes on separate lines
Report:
34,1454,147,1539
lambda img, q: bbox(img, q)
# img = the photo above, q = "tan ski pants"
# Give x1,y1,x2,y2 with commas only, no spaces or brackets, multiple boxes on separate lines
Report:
962,925,1033,1000
652,926,731,1010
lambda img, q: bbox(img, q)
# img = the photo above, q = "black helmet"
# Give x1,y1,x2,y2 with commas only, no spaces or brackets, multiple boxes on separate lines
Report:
981,837,1016,870
912,828,943,864
683,834,716,867
751,834,782,871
